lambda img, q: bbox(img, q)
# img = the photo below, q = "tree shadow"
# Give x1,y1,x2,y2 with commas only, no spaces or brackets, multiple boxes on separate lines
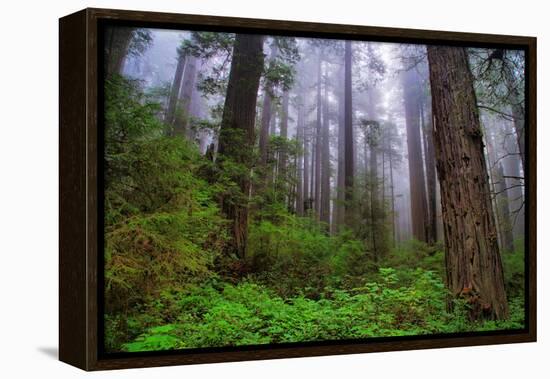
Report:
37,346,58,359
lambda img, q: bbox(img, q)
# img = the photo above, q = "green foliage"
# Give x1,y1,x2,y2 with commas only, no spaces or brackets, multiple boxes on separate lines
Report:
103,66,525,356
247,216,334,298
103,75,229,351
502,240,525,297
120,269,523,352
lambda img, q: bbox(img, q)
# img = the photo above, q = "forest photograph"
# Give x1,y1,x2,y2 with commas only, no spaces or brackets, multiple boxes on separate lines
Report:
102,25,527,354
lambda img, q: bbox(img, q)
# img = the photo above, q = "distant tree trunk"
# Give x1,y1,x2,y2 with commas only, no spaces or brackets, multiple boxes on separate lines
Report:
421,101,438,244
173,56,198,137
334,65,346,232
428,45,509,320
320,73,331,228
277,90,290,204
503,122,524,239
165,49,186,127
303,123,311,214
495,162,514,253
389,149,396,247
296,94,305,216
217,34,265,259
314,56,323,219
104,27,134,77
403,69,429,242
504,71,526,172
344,40,354,225
173,56,198,138
259,45,277,166
278,90,289,173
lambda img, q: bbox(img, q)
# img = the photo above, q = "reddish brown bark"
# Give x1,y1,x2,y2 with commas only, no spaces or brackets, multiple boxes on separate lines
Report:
218,34,265,259
428,45,509,320
403,68,429,242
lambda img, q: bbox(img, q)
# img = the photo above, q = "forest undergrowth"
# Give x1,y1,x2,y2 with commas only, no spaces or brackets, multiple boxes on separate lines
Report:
103,75,525,353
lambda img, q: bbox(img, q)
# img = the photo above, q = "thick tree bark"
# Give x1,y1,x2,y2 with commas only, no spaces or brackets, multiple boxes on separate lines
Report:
428,45,509,320
344,41,354,225
165,49,186,127
403,69,429,242
218,34,265,259
320,73,331,228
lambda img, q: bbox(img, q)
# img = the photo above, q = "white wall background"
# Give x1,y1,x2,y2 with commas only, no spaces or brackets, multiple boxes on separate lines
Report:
0,0,546,376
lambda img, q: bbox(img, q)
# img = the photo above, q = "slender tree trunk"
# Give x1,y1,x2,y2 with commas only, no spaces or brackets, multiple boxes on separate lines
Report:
303,122,311,214
277,90,290,203
503,122,524,239
217,34,264,259
165,50,186,127
335,65,346,232
403,69,429,242
314,55,323,219
428,45,509,320
421,101,438,244
504,70,526,172
389,150,396,247
296,94,305,216
344,41,354,226
259,45,277,166
495,162,514,253
320,72,331,228
173,56,198,137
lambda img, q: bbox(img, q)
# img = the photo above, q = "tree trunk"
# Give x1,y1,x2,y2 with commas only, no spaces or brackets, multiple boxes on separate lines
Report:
421,100,438,244
296,94,305,216
278,90,289,175
503,122,524,239
314,55,323,219
344,41,354,225
277,90,290,204
165,49,186,127
104,27,134,77
335,65,346,232
495,162,514,253
403,69,429,242
504,70,526,172
174,56,198,138
389,149,396,247
259,45,277,166
428,45,509,320
303,120,311,214
217,34,265,259
320,72,331,228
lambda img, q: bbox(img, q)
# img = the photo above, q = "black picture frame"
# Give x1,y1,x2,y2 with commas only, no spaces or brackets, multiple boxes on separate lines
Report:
59,7,537,371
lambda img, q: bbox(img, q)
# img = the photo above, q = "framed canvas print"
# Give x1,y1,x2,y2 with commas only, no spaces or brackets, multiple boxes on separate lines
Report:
59,8,536,371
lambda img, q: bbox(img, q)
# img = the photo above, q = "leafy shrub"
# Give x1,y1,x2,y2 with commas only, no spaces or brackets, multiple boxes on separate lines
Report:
120,269,524,352
247,216,335,298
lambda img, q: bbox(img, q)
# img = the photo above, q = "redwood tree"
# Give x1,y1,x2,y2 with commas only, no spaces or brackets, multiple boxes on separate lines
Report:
344,40,354,225
428,45,509,320
403,68,429,242
217,34,265,259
